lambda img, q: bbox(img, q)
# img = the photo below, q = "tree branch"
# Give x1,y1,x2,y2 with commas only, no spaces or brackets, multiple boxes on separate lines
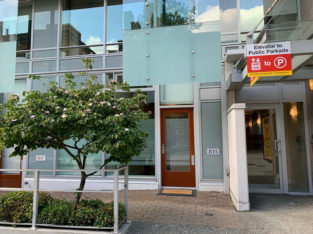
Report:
86,157,114,177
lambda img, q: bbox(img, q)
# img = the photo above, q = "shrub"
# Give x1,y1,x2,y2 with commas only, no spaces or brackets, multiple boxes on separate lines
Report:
38,199,74,225
0,191,52,223
94,202,126,227
70,206,95,226
0,192,126,228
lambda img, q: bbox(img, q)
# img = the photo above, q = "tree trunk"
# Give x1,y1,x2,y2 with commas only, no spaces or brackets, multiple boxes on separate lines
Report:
75,171,87,205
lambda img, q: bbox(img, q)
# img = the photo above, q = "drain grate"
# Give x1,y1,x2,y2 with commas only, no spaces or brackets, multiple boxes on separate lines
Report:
205,212,213,216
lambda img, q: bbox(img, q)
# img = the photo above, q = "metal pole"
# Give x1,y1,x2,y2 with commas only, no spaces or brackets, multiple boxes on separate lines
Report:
31,170,40,230
124,166,129,219
113,170,119,233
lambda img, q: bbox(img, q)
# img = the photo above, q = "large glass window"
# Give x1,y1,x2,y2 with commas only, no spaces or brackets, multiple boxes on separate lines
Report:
16,0,32,59
118,91,155,176
107,91,155,176
194,0,219,23
156,0,189,26
0,0,18,92
220,0,238,43
62,0,104,48
240,0,299,40
240,0,264,33
107,0,123,53
33,0,59,48
123,0,147,30
56,139,103,176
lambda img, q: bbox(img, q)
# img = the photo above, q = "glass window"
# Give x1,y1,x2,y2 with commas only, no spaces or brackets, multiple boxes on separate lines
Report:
105,55,123,68
160,83,193,105
16,62,29,74
0,0,18,93
105,73,123,85
31,76,56,92
28,148,54,176
123,0,147,30
1,148,20,174
220,0,237,34
59,57,103,71
32,60,56,73
60,46,103,56
62,0,104,47
16,0,32,51
106,91,155,176
33,0,58,48
107,0,123,51
0,0,18,42
284,102,309,192
194,0,220,23
240,0,264,33
156,0,189,26
59,74,102,89
33,49,57,58
240,0,299,36
201,102,223,179
57,139,103,176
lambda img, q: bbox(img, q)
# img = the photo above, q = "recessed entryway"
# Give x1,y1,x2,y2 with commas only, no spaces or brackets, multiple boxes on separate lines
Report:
160,108,196,187
245,103,311,193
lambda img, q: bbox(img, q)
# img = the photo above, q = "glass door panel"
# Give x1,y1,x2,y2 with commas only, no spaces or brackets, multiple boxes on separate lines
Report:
283,102,309,192
245,109,281,190
165,112,190,172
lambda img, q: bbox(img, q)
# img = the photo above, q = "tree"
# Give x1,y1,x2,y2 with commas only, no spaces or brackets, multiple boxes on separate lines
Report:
0,58,149,203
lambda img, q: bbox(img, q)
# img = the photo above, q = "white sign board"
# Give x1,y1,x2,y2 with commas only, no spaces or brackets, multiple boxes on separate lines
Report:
36,155,46,161
207,148,220,156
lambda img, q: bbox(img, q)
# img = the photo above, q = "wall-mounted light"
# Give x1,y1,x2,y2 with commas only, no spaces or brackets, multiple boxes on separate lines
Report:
289,103,298,121
257,112,261,126
309,79,313,91
248,117,252,128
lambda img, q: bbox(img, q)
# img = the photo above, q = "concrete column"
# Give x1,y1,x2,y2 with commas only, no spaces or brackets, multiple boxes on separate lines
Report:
227,103,250,211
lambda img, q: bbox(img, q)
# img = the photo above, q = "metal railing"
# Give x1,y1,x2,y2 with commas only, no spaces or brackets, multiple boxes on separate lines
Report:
0,166,129,234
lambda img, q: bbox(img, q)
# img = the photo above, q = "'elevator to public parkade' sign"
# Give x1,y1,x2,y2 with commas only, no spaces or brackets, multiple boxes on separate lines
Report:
246,41,292,77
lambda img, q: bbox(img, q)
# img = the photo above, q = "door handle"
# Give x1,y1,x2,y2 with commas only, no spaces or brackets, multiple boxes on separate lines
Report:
274,140,281,154
161,144,165,155
191,155,195,166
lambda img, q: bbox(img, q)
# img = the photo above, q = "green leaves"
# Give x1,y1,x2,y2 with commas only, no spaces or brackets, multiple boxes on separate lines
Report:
0,62,149,167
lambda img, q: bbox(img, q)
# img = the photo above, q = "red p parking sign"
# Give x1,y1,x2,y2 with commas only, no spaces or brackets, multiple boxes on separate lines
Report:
246,41,292,77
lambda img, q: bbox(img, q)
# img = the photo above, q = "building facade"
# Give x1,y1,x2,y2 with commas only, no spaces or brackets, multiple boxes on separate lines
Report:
0,0,312,210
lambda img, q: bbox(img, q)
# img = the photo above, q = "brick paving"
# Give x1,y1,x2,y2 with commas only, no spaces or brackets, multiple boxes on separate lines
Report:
52,190,243,229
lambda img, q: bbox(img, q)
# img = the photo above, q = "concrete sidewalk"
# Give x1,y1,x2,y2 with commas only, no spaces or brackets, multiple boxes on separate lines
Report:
126,192,313,234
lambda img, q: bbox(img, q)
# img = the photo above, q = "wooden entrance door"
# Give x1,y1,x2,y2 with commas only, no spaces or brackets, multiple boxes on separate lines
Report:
161,108,195,187
0,151,22,188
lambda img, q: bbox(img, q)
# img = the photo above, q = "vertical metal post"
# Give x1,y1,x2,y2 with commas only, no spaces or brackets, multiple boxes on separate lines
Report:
124,166,129,219
31,170,40,230
113,170,119,233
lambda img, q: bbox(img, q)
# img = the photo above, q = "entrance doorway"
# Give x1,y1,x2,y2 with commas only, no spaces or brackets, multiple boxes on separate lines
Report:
161,108,195,187
0,150,22,188
245,106,282,192
245,103,311,193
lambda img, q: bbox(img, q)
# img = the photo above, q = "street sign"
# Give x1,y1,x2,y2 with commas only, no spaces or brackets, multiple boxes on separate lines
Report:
246,41,292,77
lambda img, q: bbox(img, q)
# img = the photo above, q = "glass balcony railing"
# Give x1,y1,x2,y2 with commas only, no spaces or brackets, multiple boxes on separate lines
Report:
123,21,222,86
263,20,313,42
